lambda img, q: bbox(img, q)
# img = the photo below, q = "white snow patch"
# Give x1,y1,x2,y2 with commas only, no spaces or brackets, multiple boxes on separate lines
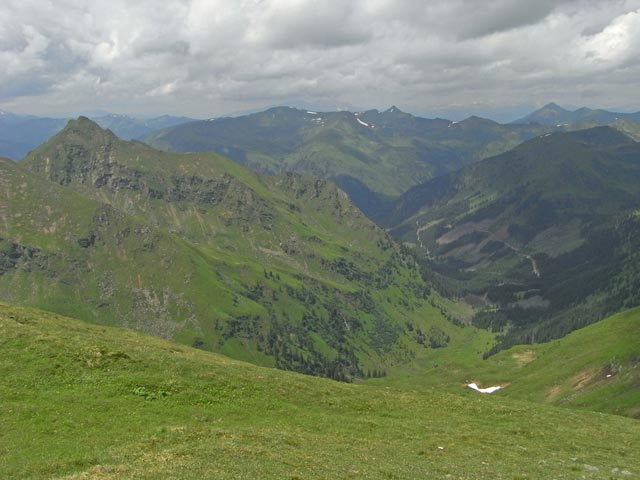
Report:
448,121,459,127
306,111,317,115
467,383,502,394
357,118,370,127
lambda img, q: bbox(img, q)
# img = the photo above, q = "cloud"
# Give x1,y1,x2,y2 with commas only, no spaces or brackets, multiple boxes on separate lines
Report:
1,0,639,118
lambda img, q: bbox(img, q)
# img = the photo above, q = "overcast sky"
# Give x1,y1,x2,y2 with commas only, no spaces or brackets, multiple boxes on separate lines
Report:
1,0,639,121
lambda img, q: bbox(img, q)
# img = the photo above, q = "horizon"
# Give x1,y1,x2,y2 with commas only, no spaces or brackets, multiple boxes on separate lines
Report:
2,1,639,122
3,101,640,125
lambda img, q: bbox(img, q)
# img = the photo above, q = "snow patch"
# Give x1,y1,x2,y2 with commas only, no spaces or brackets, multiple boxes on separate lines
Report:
306,111,317,115
467,383,502,394
448,121,459,127
356,118,370,127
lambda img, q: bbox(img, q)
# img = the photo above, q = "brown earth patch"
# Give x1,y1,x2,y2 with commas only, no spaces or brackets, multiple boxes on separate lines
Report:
436,218,496,245
546,384,564,401
570,369,597,389
512,349,536,367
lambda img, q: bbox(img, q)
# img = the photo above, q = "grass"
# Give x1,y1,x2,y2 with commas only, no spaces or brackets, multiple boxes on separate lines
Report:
2,302,640,479
373,306,640,418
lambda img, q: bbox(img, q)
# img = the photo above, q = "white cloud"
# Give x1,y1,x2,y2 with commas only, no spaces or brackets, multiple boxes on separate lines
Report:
0,0,639,118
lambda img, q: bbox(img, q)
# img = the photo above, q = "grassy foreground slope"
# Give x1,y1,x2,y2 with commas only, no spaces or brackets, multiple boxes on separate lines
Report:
2,303,639,480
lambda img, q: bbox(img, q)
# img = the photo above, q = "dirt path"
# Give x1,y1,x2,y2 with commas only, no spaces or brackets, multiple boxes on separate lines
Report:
415,218,444,250
481,229,540,277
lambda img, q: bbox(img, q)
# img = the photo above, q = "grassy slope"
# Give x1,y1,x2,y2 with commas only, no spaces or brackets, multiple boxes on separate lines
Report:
2,302,639,480
492,307,640,417
373,307,640,418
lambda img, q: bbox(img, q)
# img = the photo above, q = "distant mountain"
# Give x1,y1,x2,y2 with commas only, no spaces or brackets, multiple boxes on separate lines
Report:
0,110,194,160
3,117,460,381
144,106,554,216
92,113,195,140
383,127,640,350
513,102,640,126
0,111,67,160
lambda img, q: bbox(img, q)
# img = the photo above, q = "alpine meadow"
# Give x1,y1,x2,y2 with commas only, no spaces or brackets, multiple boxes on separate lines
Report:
1,1,640,479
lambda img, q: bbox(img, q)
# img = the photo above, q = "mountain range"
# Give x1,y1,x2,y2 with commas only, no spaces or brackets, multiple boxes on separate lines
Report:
4,103,640,220
513,102,640,126
3,110,639,370
143,106,558,216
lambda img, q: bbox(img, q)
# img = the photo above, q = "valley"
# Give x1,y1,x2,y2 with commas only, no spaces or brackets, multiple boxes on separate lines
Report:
383,126,640,352
1,104,639,479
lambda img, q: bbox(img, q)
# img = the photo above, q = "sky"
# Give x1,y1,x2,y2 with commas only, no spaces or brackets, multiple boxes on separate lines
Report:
1,0,640,121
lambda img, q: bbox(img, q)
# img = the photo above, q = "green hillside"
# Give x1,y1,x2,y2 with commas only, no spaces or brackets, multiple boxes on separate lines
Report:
377,306,640,418
494,306,640,417
2,302,639,479
383,127,640,350
4,118,464,381
144,106,553,216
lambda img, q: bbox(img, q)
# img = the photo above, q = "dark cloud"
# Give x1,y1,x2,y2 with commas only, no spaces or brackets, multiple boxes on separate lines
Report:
1,0,639,118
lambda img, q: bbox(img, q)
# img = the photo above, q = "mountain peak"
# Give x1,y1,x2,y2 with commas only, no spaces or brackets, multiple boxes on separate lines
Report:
542,102,566,112
383,105,406,115
460,115,498,126
61,116,117,138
